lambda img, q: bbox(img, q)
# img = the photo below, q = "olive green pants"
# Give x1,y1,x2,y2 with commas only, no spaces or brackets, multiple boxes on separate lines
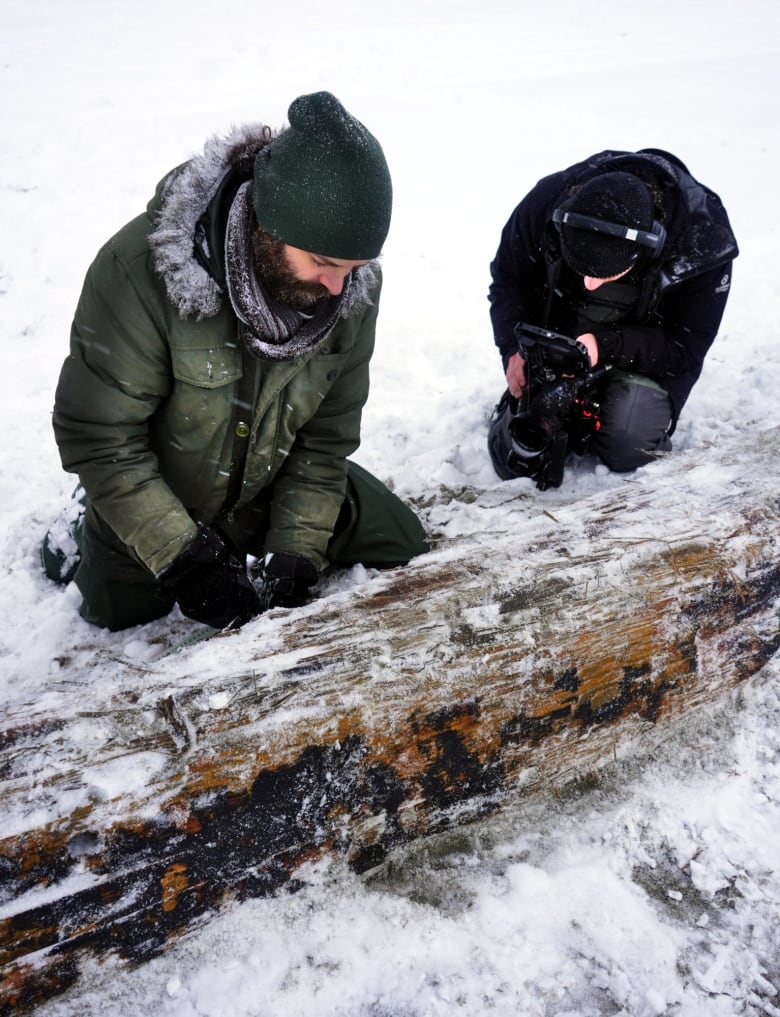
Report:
42,463,429,631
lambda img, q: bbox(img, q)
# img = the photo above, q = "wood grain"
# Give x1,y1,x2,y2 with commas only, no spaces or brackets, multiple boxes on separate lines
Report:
1,429,778,1013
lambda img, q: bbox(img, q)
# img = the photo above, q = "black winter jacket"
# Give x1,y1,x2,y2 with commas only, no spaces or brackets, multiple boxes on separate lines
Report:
488,149,738,422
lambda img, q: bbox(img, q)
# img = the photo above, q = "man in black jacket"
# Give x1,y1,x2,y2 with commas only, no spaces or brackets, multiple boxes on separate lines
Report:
487,149,738,480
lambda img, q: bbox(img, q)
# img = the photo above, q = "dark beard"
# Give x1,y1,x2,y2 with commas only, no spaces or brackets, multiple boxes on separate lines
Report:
251,227,330,312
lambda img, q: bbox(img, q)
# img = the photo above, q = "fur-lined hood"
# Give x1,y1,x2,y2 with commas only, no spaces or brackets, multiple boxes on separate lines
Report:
147,124,378,321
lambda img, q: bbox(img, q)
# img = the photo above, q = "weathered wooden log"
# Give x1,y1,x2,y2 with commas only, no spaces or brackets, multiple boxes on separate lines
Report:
1,427,779,1013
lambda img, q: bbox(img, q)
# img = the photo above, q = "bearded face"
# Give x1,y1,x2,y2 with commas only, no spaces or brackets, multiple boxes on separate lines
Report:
252,226,331,311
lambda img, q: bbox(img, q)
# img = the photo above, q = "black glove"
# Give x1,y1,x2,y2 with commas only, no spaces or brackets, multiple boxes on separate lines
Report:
256,552,318,612
158,526,260,629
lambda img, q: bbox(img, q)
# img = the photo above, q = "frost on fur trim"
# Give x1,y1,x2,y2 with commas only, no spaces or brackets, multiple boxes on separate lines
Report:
148,124,275,320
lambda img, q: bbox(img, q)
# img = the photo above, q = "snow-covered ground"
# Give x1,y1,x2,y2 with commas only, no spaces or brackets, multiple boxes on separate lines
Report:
2,1,779,1013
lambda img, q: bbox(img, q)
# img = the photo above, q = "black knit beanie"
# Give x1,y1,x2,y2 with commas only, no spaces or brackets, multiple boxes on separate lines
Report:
253,92,392,260
558,171,654,278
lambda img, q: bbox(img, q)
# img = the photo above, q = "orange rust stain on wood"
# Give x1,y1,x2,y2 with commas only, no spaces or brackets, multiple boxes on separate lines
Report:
2,829,65,876
160,862,189,913
0,957,78,1013
411,702,482,743
0,963,36,1010
0,919,58,964
181,749,261,798
15,845,45,878
659,542,717,579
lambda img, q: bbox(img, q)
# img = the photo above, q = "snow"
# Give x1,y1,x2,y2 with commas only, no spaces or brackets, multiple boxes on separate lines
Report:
2,0,780,1013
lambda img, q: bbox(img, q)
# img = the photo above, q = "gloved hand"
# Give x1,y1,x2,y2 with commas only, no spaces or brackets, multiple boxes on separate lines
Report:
157,526,260,629
256,552,318,612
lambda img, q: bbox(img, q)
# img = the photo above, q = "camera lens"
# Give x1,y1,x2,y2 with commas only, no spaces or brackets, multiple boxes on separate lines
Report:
509,415,554,459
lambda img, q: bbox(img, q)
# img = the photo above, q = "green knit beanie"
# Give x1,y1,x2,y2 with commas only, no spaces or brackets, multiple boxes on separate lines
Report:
253,92,392,260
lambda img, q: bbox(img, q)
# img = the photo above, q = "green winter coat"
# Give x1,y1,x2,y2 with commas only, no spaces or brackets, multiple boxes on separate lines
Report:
52,128,381,576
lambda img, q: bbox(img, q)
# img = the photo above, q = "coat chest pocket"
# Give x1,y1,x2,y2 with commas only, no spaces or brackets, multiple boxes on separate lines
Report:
170,346,243,389
290,349,350,396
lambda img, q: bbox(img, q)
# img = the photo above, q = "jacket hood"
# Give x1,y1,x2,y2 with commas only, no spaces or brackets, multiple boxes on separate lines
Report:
147,124,379,321
553,149,739,285
148,125,270,319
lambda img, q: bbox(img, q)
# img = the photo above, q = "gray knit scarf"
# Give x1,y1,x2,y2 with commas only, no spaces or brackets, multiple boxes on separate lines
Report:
224,182,353,361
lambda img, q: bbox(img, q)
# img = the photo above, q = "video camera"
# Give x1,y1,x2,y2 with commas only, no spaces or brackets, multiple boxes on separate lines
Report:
507,323,607,490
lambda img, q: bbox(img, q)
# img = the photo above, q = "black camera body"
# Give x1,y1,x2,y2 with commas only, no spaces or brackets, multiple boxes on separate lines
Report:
508,323,607,490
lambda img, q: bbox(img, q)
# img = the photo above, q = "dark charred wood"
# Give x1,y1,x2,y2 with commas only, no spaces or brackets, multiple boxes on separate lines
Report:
1,428,778,1013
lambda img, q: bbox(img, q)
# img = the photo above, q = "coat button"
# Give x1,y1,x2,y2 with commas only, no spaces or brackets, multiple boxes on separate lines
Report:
235,421,250,438
327,370,339,381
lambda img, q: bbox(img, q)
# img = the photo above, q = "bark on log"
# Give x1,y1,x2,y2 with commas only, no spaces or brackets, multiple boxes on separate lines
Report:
1,428,779,1013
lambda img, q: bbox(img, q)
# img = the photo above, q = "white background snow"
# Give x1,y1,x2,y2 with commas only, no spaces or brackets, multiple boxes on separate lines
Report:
2,1,780,1014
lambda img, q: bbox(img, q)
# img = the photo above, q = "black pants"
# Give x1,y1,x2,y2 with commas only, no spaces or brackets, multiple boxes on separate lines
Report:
488,370,673,480
42,463,429,631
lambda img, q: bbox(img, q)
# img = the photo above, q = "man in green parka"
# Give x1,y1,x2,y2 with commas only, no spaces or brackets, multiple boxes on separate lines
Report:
43,91,428,632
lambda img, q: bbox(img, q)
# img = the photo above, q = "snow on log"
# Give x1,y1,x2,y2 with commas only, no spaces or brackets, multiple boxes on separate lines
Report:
1,427,779,1013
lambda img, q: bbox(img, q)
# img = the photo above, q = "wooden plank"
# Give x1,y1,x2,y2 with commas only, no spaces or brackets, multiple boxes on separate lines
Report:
1,427,779,1013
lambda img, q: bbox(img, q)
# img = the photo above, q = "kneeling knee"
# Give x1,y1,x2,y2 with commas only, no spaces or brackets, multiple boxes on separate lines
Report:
594,377,672,472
